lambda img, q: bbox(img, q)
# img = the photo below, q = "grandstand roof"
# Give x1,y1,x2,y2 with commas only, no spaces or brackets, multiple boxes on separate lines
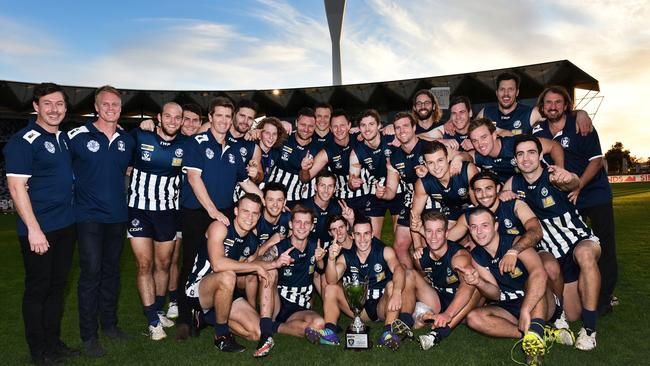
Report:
0,59,598,119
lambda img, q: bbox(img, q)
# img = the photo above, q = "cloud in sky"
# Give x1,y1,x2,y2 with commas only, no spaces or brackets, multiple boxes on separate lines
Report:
0,0,648,157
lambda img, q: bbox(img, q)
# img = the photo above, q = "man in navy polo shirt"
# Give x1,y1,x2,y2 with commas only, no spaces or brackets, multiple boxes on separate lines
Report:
175,96,263,340
4,83,78,365
67,85,135,357
532,85,617,317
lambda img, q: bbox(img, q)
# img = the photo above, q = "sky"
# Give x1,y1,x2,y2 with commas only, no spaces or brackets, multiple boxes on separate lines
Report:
1,0,648,159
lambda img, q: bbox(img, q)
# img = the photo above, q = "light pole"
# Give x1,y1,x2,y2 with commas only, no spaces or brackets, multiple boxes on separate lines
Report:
324,0,346,85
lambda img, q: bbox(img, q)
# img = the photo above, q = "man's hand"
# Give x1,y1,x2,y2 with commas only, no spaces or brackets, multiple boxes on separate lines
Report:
275,246,295,269
548,165,573,185
28,228,49,255
460,139,474,151
498,249,518,275
498,190,518,202
429,312,452,328
415,165,428,178
208,208,230,226
519,310,531,334
441,139,459,151
567,186,582,205
139,119,156,132
349,175,363,190
300,153,314,171
375,182,387,199
443,120,455,136
412,246,424,260
382,124,395,136
246,160,259,179
328,242,341,259
315,239,326,261
244,129,261,141
457,266,480,286
339,200,354,223
387,290,402,312
449,159,462,176
255,264,271,288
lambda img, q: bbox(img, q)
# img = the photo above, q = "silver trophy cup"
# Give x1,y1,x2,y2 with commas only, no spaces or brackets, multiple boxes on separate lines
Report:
343,277,371,349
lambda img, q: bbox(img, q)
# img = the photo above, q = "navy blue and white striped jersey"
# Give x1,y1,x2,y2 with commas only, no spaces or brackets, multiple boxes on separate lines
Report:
180,131,247,210
275,238,318,308
67,122,135,223
324,136,365,199
256,212,291,246
442,129,471,151
314,131,334,151
389,138,429,207
342,238,392,300
419,241,466,301
227,131,257,200
494,200,526,238
128,129,187,211
3,122,74,236
260,147,280,184
510,169,595,259
302,196,341,250
471,235,528,301
483,103,533,135
185,225,258,298
266,133,322,202
532,114,612,209
420,161,472,219
353,135,403,196
473,136,519,183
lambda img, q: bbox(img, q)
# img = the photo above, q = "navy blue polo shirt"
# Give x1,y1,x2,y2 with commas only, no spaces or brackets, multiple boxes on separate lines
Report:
181,130,247,210
532,114,612,208
3,122,75,236
67,121,135,223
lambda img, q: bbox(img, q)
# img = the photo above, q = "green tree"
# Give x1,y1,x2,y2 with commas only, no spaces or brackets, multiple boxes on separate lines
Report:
605,142,634,173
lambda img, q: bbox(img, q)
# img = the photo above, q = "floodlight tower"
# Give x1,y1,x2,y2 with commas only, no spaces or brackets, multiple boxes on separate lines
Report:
325,0,346,85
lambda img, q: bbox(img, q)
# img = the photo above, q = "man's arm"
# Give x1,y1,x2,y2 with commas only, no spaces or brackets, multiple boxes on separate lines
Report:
499,201,543,274
7,176,49,254
575,110,593,136
447,214,469,242
348,150,364,190
300,149,328,183
540,137,564,169
517,248,548,332
208,222,264,274
384,246,406,311
249,145,264,184
239,178,264,200
459,259,501,301
325,248,346,285
441,251,478,320
548,165,580,192
567,156,604,205
186,169,228,225
376,161,398,201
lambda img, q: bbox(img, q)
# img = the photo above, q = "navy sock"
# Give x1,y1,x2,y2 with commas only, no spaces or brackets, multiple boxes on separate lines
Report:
260,317,274,336
215,323,229,337
582,309,597,332
383,324,391,333
550,297,564,323
202,310,216,326
168,290,178,303
399,312,415,328
155,295,166,312
325,323,338,332
529,318,546,339
144,304,159,326
433,325,452,340
272,321,281,334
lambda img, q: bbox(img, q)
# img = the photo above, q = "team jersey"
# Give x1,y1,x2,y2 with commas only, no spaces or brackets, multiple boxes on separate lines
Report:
532,114,612,209
483,103,533,135
471,235,528,301
256,212,291,246
510,169,594,259
324,136,366,199
419,241,466,299
341,238,392,300
185,225,258,298
226,131,257,200
302,196,341,250
494,199,526,237
180,131,247,210
473,136,519,183
420,161,472,219
314,131,334,151
353,135,403,195
128,129,187,211
389,138,429,207
260,146,280,184
442,130,471,151
415,121,439,135
3,122,74,236
276,238,318,308
67,122,135,223
266,133,322,202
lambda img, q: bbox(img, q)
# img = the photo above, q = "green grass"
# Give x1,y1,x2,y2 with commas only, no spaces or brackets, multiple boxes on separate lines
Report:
1,182,649,365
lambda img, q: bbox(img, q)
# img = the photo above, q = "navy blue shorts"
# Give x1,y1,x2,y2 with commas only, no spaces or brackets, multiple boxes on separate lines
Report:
558,246,580,284
345,196,371,218
493,298,524,319
127,208,178,242
275,298,310,324
366,193,405,217
364,297,381,322
438,291,455,313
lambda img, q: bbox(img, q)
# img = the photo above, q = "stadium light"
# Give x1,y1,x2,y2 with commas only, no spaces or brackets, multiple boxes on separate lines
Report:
324,0,346,85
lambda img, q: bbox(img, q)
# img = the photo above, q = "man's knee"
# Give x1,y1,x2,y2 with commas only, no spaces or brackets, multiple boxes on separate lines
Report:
216,271,237,290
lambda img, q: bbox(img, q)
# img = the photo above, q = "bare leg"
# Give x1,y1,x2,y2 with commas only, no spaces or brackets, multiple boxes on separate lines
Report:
466,306,521,338
394,226,413,269
131,237,155,307
370,216,384,240
168,238,181,295
228,298,262,341
153,240,174,298
574,240,601,312
323,283,353,325
277,310,325,337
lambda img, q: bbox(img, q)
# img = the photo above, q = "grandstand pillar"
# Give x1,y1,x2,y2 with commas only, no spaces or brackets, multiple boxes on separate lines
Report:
324,0,346,85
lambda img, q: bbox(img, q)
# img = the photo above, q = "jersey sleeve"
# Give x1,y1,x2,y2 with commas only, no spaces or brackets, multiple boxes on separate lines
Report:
581,128,604,161
3,137,33,177
182,137,205,172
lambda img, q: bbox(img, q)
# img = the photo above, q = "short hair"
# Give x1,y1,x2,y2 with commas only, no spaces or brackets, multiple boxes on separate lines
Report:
514,134,543,154
421,141,448,158
468,206,496,224
263,182,287,198
182,103,202,119
536,86,574,117
315,169,336,185
314,102,333,113
236,99,258,114
393,111,416,127
162,101,182,113
237,193,263,209
257,116,288,147
296,107,315,120
208,96,235,116
353,215,373,229
449,95,471,112
496,72,521,90
421,211,448,231
33,82,68,106
94,85,121,103
468,117,496,135
358,109,381,125
412,89,442,123
470,170,501,189
331,108,350,123
326,214,348,230
290,204,315,221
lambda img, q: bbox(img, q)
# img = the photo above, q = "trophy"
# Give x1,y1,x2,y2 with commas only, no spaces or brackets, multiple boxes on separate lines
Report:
343,276,371,349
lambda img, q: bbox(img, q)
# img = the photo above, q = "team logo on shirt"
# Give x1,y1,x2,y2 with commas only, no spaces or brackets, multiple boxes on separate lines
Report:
44,141,55,154
510,266,524,278
374,263,383,273
142,151,151,161
541,187,549,197
243,247,250,257
561,137,570,148
117,141,126,152
384,149,391,157
87,140,100,152
283,268,292,277
457,188,467,197
281,151,290,161
418,156,425,164
333,155,343,169
513,120,522,129
446,267,458,284
228,153,236,164
279,226,286,234
239,147,247,157
205,148,214,159
175,148,183,157
504,218,513,228
510,158,517,167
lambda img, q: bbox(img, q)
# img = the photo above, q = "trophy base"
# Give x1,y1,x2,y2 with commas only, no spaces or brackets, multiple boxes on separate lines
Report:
344,327,372,350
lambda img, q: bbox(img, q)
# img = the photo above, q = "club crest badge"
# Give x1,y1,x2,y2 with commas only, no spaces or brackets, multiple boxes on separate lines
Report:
87,140,100,152
44,141,55,154
561,137,570,148
117,140,126,152
175,148,184,157
205,148,214,160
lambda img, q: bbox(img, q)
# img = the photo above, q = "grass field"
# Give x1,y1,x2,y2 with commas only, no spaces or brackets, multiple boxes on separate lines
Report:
1,182,649,365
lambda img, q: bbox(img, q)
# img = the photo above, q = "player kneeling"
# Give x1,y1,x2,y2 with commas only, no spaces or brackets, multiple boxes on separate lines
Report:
306,216,414,351
409,211,481,350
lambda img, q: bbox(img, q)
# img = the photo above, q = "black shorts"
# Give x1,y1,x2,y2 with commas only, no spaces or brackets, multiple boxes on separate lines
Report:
345,196,370,217
558,246,580,284
275,298,310,324
366,193,405,217
364,297,381,322
493,298,524,319
127,208,178,242
438,291,455,313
